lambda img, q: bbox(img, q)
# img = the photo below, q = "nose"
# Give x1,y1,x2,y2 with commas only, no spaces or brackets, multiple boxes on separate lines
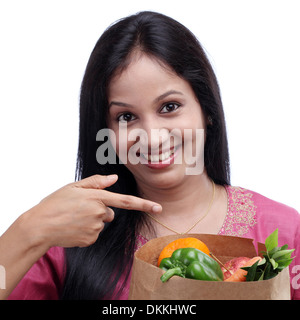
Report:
137,118,171,154
148,127,169,152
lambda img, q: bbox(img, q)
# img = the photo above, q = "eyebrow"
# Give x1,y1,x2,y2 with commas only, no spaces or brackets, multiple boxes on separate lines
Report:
109,101,132,108
109,90,183,108
153,90,184,104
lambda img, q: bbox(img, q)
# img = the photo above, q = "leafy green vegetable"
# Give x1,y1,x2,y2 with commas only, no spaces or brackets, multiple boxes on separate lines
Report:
265,228,278,252
242,228,295,281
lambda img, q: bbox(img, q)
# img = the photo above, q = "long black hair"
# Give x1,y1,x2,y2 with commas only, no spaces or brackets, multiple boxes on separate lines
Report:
61,11,230,299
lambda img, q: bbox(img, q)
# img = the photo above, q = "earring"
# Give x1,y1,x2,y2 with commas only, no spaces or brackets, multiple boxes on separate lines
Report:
207,116,213,126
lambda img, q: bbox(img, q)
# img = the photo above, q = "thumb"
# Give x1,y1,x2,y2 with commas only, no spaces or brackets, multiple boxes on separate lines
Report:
74,174,118,189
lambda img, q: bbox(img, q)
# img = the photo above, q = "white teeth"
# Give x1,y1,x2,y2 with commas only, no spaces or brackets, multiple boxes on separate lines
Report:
160,150,170,161
142,149,175,163
152,154,160,162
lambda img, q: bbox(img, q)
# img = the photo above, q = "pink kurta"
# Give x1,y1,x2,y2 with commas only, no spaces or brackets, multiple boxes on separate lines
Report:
8,186,300,300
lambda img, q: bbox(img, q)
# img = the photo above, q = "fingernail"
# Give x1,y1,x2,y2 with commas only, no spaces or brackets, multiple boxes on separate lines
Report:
106,174,118,181
152,205,162,213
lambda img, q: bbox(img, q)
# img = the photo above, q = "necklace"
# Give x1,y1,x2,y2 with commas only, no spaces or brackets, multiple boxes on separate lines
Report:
145,180,215,235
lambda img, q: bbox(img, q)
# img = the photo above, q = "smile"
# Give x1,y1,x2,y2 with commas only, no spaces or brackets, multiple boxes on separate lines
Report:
139,146,180,169
141,148,175,163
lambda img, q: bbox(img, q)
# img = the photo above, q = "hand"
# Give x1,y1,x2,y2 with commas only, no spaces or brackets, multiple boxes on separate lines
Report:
24,174,162,248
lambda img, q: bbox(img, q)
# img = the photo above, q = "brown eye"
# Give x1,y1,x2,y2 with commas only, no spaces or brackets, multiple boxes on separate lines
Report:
161,103,180,113
117,112,136,122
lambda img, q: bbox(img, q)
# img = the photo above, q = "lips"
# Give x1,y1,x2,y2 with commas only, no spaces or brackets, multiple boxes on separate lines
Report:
139,146,179,169
140,148,175,163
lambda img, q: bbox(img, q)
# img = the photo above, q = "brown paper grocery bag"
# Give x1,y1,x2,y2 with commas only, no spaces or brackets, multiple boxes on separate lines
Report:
128,234,290,300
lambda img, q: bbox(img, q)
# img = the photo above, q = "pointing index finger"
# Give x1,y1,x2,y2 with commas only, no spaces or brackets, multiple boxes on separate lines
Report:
98,189,162,214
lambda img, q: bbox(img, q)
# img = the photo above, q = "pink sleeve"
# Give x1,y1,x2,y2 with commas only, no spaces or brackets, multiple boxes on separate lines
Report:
8,246,65,300
222,187,300,300
250,190,300,300
291,218,300,300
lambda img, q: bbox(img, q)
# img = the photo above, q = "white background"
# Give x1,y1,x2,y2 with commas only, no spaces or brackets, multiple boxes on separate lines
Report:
0,0,299,235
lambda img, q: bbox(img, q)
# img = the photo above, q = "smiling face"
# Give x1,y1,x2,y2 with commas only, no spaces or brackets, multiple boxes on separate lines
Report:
107,52,206,190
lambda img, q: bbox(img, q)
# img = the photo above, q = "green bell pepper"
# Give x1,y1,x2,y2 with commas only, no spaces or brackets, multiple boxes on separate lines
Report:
159,247,224,283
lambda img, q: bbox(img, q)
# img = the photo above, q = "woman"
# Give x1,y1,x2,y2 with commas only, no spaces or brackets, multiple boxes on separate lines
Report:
1,11,299,300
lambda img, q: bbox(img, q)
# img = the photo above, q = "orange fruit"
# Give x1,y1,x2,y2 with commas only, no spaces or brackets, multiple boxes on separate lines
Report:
157,237,210,266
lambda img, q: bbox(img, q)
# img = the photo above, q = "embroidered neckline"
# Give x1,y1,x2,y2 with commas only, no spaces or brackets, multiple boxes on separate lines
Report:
136,185,257,249
219,186,257,237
